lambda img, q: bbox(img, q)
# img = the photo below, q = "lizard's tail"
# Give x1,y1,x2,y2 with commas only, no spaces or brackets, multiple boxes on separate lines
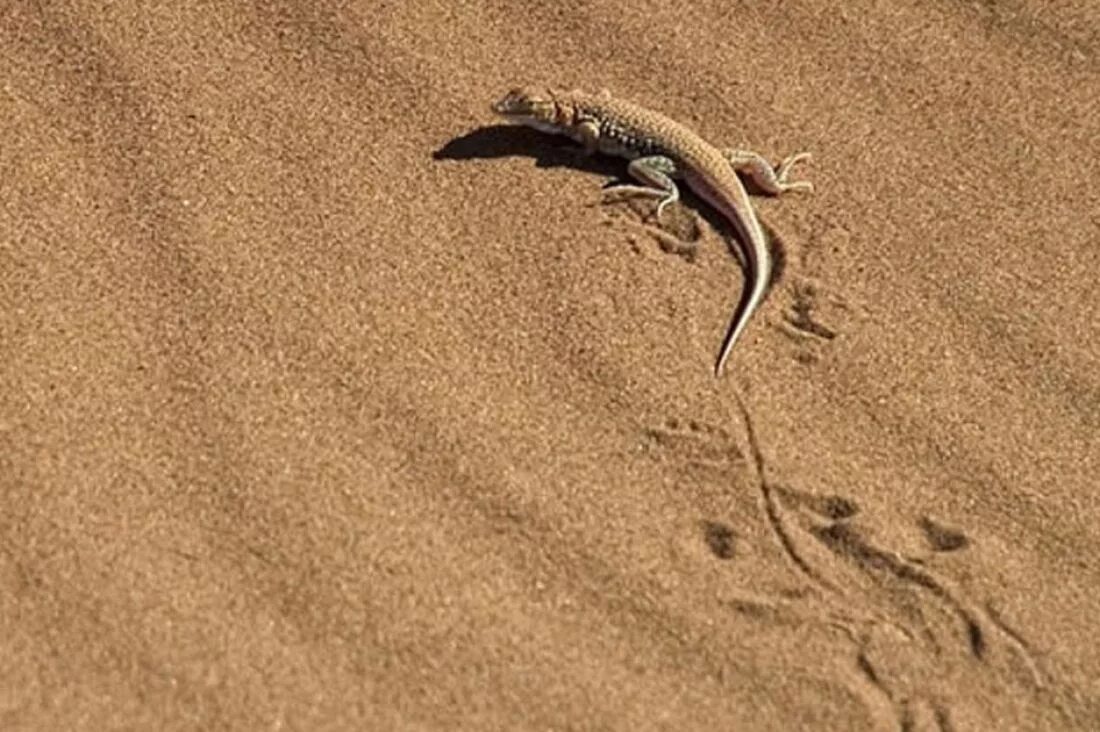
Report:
682,168,772,378
713,262,769,377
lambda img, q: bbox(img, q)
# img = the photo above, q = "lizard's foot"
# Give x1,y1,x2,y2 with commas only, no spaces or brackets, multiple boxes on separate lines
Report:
775,152,814,193
654,194,677,220
723,149,814,195
602,184,664,203
625,155,681,221
603,184,677,221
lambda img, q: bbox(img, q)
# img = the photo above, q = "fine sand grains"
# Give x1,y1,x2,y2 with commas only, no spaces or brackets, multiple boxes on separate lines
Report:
2,1,1099,729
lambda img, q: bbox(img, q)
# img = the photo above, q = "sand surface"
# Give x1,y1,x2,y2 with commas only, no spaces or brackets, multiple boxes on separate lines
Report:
3,1,1100,729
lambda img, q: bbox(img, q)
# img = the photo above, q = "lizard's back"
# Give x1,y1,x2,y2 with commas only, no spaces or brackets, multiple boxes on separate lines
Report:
558,89,729,171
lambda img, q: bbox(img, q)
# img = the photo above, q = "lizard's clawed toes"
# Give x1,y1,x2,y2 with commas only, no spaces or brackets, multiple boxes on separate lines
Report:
776,152,814,193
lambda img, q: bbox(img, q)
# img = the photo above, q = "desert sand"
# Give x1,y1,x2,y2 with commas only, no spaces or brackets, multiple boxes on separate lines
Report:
3,1,1100,729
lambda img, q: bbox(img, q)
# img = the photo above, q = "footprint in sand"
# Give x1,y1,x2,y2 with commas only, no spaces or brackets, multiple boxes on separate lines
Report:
641,417,743,471
642,404,1058,728
918,516,970,553
598,188,701,262
701,520,737,560
777,274,871,365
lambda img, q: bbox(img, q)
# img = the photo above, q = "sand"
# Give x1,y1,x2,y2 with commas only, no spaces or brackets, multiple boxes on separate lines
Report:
3,1,1100,729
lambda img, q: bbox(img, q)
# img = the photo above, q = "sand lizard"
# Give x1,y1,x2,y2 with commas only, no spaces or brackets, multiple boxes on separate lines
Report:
492,87,813,376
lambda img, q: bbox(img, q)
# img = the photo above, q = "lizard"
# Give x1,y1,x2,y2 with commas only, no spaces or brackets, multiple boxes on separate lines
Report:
491,86,813,376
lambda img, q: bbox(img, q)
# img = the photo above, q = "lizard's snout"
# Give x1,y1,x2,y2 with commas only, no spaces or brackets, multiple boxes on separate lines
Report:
491,88,527,116
492,88,555,121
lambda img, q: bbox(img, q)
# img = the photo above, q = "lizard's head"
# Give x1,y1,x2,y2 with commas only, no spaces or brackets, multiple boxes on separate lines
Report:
491,87,565,131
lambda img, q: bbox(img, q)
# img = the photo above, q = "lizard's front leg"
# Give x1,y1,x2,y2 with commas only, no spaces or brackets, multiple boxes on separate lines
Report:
722,149,814,195
604,155,682,220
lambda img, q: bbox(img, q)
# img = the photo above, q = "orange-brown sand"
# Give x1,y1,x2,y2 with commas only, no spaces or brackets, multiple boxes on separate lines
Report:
3,1,1100,729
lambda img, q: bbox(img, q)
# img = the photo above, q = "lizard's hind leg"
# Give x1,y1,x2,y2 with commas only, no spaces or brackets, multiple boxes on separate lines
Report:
604,155,682,220
723,149,814,195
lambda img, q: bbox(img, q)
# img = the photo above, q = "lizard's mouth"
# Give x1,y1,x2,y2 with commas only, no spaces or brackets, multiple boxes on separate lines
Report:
491,91,528,118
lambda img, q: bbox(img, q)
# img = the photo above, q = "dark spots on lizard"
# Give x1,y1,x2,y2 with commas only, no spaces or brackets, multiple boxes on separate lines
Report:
600,121,659,156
